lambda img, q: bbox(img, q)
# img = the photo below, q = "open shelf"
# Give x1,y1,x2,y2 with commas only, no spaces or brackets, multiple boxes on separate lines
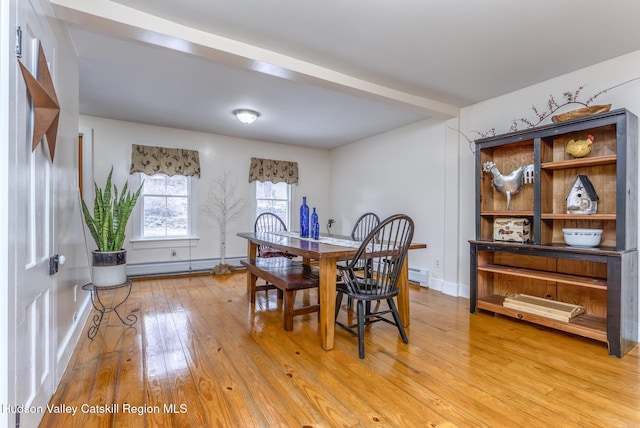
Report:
481,210,534,217
471,109,638,357
477,264,607,289
540,213,616,220
477,295,607,343
541,154,616,170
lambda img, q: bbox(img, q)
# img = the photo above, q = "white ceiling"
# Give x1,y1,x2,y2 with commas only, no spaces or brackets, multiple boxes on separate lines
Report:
51,0,640,149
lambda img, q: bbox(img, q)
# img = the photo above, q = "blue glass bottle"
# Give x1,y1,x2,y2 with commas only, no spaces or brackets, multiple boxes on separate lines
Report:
300,197,310,237
313,215,320,240
311,208,318,240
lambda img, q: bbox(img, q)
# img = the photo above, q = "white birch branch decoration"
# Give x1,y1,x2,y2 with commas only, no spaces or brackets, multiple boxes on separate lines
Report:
203,170,245,274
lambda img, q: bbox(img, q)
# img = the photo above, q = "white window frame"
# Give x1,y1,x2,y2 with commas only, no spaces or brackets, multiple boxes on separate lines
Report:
254,181,292,229
131,172,199,249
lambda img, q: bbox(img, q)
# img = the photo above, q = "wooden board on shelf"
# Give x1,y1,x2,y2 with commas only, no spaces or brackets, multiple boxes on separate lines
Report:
541,154,616,170
481,210,534,216
540,213,616,220
478,263,607,289
503,294,584,322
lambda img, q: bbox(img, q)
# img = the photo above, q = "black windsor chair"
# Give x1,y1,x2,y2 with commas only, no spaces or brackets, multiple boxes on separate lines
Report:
345,212,380,309
335,214,414,359
254,212,295,258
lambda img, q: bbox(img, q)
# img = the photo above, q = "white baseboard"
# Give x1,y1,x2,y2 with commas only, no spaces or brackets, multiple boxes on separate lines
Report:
456,283,470,299
127,258,474,300
429,277,470,299
126,256,246,277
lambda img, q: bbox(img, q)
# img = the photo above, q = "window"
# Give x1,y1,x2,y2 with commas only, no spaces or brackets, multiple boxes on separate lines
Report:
256,181,291,228
139,173,192,238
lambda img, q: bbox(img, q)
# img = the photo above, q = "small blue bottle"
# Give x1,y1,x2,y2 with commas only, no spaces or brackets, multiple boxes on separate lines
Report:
313,217,320,240
300,197,310,237
311,208,319,240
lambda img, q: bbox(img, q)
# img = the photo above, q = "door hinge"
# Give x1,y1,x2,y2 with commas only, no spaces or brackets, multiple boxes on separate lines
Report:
16,26,22,58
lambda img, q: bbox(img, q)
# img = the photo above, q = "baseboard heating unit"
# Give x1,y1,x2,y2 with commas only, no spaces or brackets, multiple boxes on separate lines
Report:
408,267,430,287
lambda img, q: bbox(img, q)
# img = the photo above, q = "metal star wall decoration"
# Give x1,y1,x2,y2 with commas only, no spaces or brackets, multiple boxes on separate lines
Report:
18,41,60,162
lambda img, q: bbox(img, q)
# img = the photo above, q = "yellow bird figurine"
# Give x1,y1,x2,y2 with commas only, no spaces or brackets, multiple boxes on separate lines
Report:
565,134,594,158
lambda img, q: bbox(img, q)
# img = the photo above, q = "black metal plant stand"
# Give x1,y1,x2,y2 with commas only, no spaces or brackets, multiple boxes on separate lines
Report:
82,280,137,339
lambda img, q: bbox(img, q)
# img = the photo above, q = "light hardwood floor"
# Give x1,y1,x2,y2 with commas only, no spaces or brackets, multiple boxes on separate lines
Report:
39,272,640,427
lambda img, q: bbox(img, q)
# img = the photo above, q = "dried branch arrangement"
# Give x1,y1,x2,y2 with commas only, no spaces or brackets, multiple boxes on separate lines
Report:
203,170,245,274
474,77,640,138
452,77,640,151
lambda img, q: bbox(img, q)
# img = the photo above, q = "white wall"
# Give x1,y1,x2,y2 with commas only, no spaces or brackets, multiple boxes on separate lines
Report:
79,116,332,271
329,118,452,292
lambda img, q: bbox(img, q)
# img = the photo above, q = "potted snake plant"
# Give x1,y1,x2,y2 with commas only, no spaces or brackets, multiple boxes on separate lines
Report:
82,168,143,286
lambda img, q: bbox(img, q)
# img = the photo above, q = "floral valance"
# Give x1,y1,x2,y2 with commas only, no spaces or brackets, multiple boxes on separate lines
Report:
248,157,298,185
130,144,201,177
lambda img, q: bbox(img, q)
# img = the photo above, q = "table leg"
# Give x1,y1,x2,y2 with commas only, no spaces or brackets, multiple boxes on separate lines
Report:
248,240,257,259
319,256,337,350
397,258,411,327
247,271,258,303
246,241,258,299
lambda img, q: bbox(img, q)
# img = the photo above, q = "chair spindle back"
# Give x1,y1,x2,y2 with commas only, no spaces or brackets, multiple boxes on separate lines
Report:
339,214,414,298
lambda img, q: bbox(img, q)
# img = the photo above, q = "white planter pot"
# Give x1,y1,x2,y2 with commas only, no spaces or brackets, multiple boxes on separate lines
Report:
91,249,127,286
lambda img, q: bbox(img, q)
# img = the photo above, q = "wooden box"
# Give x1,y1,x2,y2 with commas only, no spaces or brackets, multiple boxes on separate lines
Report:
493,218,531,242
503,294,584,322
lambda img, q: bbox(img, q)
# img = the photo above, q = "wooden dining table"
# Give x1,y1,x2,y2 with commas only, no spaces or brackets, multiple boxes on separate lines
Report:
237,231,426,350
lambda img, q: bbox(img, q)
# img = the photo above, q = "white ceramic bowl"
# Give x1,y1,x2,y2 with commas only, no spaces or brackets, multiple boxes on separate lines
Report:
562,228,603,247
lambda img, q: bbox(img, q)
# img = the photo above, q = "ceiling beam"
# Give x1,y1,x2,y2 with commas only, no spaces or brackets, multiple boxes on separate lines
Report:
51,0,459,119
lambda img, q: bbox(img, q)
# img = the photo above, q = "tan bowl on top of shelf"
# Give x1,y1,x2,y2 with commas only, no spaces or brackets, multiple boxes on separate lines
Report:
551,104,612,123
562,228,603,247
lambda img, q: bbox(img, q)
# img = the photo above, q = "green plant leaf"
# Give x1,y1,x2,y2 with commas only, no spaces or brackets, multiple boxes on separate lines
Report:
81,167,143,252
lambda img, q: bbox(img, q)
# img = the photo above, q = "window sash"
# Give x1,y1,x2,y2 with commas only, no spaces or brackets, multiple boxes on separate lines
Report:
255,182,291,229
138,173,193,239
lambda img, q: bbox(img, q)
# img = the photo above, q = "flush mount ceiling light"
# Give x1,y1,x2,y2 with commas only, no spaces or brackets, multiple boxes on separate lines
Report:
233,109,260,124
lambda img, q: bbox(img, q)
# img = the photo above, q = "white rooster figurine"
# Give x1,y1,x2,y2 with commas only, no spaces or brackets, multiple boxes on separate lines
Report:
483,161,534,210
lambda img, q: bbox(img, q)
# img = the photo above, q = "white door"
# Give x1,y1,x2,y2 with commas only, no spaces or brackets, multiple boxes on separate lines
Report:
10,1,57,426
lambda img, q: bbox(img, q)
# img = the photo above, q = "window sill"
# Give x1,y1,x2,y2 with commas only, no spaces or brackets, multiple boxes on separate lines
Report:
130,236,200,250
